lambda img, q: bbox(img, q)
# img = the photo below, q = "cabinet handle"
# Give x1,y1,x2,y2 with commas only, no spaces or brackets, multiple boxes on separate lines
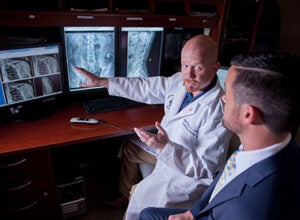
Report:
28,14,39,19
0,158,26,168
2,181,32,192
169,18,177,22
76,15,94,20
9,201,38,212
126,17,143,21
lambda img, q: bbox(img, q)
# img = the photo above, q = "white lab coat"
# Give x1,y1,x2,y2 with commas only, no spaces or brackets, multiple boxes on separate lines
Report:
108,72,232,220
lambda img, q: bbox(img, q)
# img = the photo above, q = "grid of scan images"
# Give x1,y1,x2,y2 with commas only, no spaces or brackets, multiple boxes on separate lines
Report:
0,45,63,107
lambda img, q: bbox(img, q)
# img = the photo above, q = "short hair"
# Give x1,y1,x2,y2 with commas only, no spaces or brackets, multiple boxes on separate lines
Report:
230,50,300,134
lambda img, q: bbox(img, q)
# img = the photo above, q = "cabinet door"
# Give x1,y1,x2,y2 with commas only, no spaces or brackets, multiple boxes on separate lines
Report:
0,150,61,220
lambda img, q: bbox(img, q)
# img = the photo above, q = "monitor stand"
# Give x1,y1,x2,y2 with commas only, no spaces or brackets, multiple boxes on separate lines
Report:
9,98,57,122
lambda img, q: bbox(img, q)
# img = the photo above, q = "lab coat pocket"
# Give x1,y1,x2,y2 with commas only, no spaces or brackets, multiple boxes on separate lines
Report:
165,173,197,206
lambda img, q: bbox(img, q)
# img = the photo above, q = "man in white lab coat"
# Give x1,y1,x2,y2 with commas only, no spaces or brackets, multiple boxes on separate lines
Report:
74,35,233,220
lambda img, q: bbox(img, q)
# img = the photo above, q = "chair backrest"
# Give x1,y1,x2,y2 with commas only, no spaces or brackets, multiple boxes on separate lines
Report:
227,133,241,159
295,125,300,146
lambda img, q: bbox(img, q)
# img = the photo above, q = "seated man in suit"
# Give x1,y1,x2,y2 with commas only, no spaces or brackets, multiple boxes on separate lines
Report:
136,50,300,220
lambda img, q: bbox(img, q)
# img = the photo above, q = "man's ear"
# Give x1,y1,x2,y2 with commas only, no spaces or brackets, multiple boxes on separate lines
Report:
213,62,220,73
241,104,262,125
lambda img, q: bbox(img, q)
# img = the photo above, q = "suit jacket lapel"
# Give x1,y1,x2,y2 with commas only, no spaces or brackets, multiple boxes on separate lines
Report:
196,146,288,215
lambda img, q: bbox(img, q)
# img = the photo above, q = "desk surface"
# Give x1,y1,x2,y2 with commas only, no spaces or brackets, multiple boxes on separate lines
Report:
0,104,164,155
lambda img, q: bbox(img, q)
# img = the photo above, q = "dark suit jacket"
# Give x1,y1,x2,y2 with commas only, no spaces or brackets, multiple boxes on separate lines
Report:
190,140,300,220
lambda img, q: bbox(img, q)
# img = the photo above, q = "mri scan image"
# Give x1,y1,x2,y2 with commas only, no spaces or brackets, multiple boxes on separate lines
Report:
65,31,115,89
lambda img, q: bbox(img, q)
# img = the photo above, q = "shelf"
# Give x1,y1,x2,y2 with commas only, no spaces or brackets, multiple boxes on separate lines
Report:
0,10,219,28
0,0,227,49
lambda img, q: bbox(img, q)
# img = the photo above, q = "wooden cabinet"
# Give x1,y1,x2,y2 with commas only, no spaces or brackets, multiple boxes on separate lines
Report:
0,105,164,219
219,0,266,65
0,149,60,220
0,10,219,28
0,0,227,45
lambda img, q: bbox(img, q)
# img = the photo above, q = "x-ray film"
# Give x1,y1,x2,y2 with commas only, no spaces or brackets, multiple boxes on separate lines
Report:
120,27,163,78
63,27,115,90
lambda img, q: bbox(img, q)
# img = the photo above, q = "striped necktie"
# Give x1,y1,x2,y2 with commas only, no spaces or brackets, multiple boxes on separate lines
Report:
220,150,239,185
209,150,239,201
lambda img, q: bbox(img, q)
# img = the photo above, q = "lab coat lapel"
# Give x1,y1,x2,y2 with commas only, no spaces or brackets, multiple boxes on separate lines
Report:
178,99,201,117
172,81,221,119
169,80,223,120
168,86,205,120
167,84,188,118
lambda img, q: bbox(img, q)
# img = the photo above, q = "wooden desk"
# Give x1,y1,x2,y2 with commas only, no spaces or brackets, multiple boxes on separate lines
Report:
0,104,164,219
0,104,164,155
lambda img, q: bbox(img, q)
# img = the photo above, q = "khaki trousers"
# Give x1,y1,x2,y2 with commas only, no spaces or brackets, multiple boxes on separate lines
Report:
118,140,157,198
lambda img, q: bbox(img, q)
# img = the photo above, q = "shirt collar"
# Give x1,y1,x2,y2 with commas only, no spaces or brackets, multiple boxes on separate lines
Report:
236,133,292,174
179,76,217,111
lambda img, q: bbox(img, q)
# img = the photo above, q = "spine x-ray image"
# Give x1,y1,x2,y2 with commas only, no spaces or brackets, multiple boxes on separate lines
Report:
121,28,163,78
34,75,62,96
127,31,155,78
41,77,54,95
65,31,115,89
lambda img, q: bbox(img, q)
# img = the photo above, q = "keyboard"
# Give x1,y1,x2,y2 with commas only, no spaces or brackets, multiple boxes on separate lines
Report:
83,97,145,114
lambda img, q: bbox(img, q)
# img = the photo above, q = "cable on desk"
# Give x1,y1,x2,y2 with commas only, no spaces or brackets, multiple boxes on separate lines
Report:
99,120,132,132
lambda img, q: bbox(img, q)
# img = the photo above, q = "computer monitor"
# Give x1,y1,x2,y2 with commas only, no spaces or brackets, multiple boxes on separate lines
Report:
118,27,164,78
0,44,64,120
216,66,229,90
163,28,203,61
161,27,204,76
62,27,164,113
62,26,116,92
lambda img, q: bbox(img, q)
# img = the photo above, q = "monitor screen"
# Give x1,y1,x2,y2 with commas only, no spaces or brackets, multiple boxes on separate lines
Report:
216,66,229,90
0,44,63,108
119,27,164,78
63,26,116,92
